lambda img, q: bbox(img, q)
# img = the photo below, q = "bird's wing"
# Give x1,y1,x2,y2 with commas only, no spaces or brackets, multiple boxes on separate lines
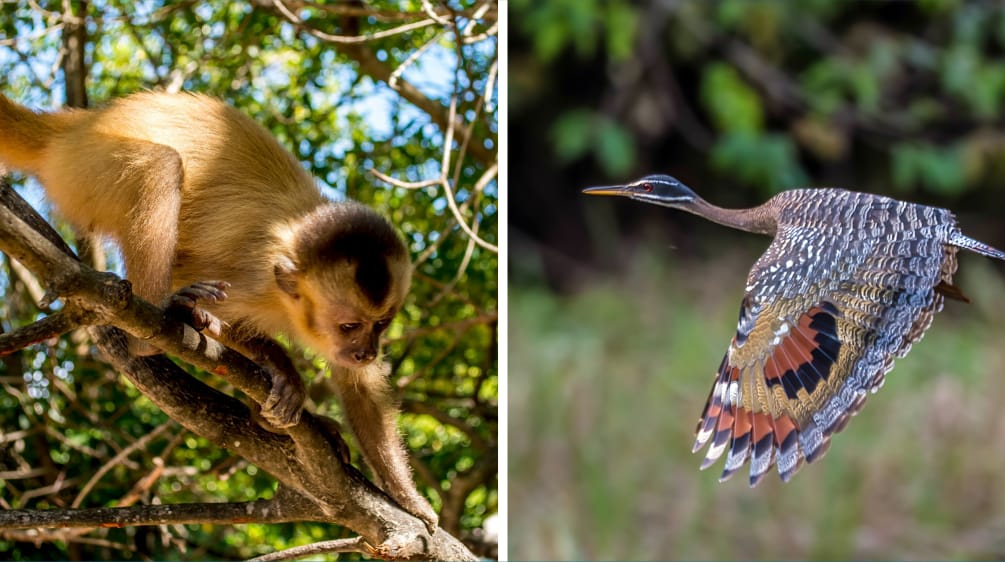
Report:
692,221,961,486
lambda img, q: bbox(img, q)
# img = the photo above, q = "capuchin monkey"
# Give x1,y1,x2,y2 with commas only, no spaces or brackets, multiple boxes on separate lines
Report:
0,92,437,530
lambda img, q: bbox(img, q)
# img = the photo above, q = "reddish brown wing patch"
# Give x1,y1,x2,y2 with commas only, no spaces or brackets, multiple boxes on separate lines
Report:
763,302,841,404
693,301,843,485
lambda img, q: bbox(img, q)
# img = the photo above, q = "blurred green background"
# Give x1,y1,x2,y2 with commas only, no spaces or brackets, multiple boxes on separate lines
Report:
509,1,1005,559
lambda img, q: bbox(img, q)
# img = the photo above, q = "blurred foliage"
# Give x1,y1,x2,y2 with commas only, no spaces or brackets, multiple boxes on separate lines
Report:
510,0,1005,290
510,247,1005,560
0,0,496,559
512,0,638,64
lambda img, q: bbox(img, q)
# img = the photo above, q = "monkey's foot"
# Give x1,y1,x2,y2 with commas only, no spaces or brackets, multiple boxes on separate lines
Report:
395,492,439,535
260,365,306,428
165,281,230,335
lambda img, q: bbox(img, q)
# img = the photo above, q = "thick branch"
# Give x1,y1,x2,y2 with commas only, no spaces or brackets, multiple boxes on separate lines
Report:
0,307,96,355
0,497,321,529
0,182,76,260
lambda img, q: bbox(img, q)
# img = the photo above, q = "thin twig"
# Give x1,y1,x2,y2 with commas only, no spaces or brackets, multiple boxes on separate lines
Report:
369,168,440,190
420,0,454,26
438,95,498,252
0,22,65,46
272,0,437,44
247,536,369,561
389,29,447,90
72,421,174,508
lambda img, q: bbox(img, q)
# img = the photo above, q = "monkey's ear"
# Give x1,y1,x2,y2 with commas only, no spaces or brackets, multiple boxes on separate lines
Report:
274,257,301,298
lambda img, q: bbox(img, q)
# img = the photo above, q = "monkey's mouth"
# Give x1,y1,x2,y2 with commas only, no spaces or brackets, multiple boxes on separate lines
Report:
332,350,378,368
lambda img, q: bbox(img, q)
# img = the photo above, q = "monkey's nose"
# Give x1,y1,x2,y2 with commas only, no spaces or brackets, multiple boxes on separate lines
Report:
352,350,375,363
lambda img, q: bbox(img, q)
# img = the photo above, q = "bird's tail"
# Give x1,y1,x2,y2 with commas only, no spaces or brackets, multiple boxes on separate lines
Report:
949,231,1005,261
0,94,70,175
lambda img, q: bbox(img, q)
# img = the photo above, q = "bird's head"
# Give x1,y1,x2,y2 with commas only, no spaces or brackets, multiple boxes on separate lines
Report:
582,174,699,209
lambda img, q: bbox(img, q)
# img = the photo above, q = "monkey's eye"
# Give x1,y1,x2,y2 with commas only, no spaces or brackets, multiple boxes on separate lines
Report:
339,323,361,333
374,319,391,332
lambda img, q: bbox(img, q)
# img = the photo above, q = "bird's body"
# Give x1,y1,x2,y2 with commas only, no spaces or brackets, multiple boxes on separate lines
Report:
584,175,1005,486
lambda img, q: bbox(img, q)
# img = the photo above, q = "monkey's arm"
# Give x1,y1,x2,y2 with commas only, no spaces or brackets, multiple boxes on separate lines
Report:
331,362,438,533
219,325,308,429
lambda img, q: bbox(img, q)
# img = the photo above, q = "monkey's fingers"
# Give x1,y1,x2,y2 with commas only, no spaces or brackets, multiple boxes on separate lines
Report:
261,368,306,428
165,281,230,335
170,280,230,307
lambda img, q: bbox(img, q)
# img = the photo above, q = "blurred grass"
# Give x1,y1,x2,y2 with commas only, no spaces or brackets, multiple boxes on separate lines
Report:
509,246,1005,560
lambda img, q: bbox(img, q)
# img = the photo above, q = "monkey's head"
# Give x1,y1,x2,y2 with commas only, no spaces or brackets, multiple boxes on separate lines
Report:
273,202,411,368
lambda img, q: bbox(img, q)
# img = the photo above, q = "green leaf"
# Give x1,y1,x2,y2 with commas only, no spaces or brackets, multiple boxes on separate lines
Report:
604,3,638,61
891,143,921,191
700,62,764,133
595,119,636,177
710,132,807,194
552,110,596,162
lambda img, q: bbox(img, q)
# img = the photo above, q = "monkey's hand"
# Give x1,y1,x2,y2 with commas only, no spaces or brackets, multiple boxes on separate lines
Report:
126,281,231,357
260,365,306,428
164,281,230,335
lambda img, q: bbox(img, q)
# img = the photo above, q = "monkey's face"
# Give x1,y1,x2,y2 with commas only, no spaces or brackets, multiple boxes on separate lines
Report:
325,308,396,367
274,253,410,369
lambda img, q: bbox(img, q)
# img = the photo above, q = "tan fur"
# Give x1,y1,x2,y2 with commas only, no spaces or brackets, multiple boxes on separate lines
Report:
0,92,436,529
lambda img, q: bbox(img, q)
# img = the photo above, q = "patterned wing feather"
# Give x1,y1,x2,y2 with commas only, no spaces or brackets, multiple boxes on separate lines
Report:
692,190,962,485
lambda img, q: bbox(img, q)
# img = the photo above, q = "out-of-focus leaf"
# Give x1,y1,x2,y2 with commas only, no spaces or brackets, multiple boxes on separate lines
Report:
942,44,979,99
849,63,880,113
604,3,638,62
801,58,848,116
892,143,921,191
892,142,966,194
791,115,848,161
715,0,747,28
700,62,764,133
596,119,635,177
552,110,596,162
710,132,807,194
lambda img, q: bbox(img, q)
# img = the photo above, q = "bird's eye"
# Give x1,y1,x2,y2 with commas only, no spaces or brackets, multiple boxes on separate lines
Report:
642,183,654,192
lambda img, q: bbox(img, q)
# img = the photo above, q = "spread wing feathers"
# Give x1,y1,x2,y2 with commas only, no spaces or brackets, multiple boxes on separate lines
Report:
693,232,960,486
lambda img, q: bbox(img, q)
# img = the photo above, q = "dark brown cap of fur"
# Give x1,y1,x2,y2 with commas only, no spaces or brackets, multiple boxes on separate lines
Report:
294,202,407,306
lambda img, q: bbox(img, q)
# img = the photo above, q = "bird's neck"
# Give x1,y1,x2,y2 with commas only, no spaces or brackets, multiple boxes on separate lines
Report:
685,198,777,235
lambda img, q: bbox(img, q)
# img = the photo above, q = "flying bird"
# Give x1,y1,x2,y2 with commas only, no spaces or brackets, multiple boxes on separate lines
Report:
584,174,1005,486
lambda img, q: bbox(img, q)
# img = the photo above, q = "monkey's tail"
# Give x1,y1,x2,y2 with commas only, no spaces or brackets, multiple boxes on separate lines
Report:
0,94,67,174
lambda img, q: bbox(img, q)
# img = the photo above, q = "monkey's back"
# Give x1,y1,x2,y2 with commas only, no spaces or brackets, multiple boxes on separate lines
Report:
32,93,327,300
60,92,322,216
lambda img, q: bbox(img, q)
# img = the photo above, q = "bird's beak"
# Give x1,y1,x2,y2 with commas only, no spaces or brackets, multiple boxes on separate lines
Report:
582,185,632,197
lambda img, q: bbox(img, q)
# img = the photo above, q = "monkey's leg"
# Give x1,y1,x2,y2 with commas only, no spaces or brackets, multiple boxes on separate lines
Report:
224,328,307,429
113,141,185,307
97,139,188,356
332,362,439,533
